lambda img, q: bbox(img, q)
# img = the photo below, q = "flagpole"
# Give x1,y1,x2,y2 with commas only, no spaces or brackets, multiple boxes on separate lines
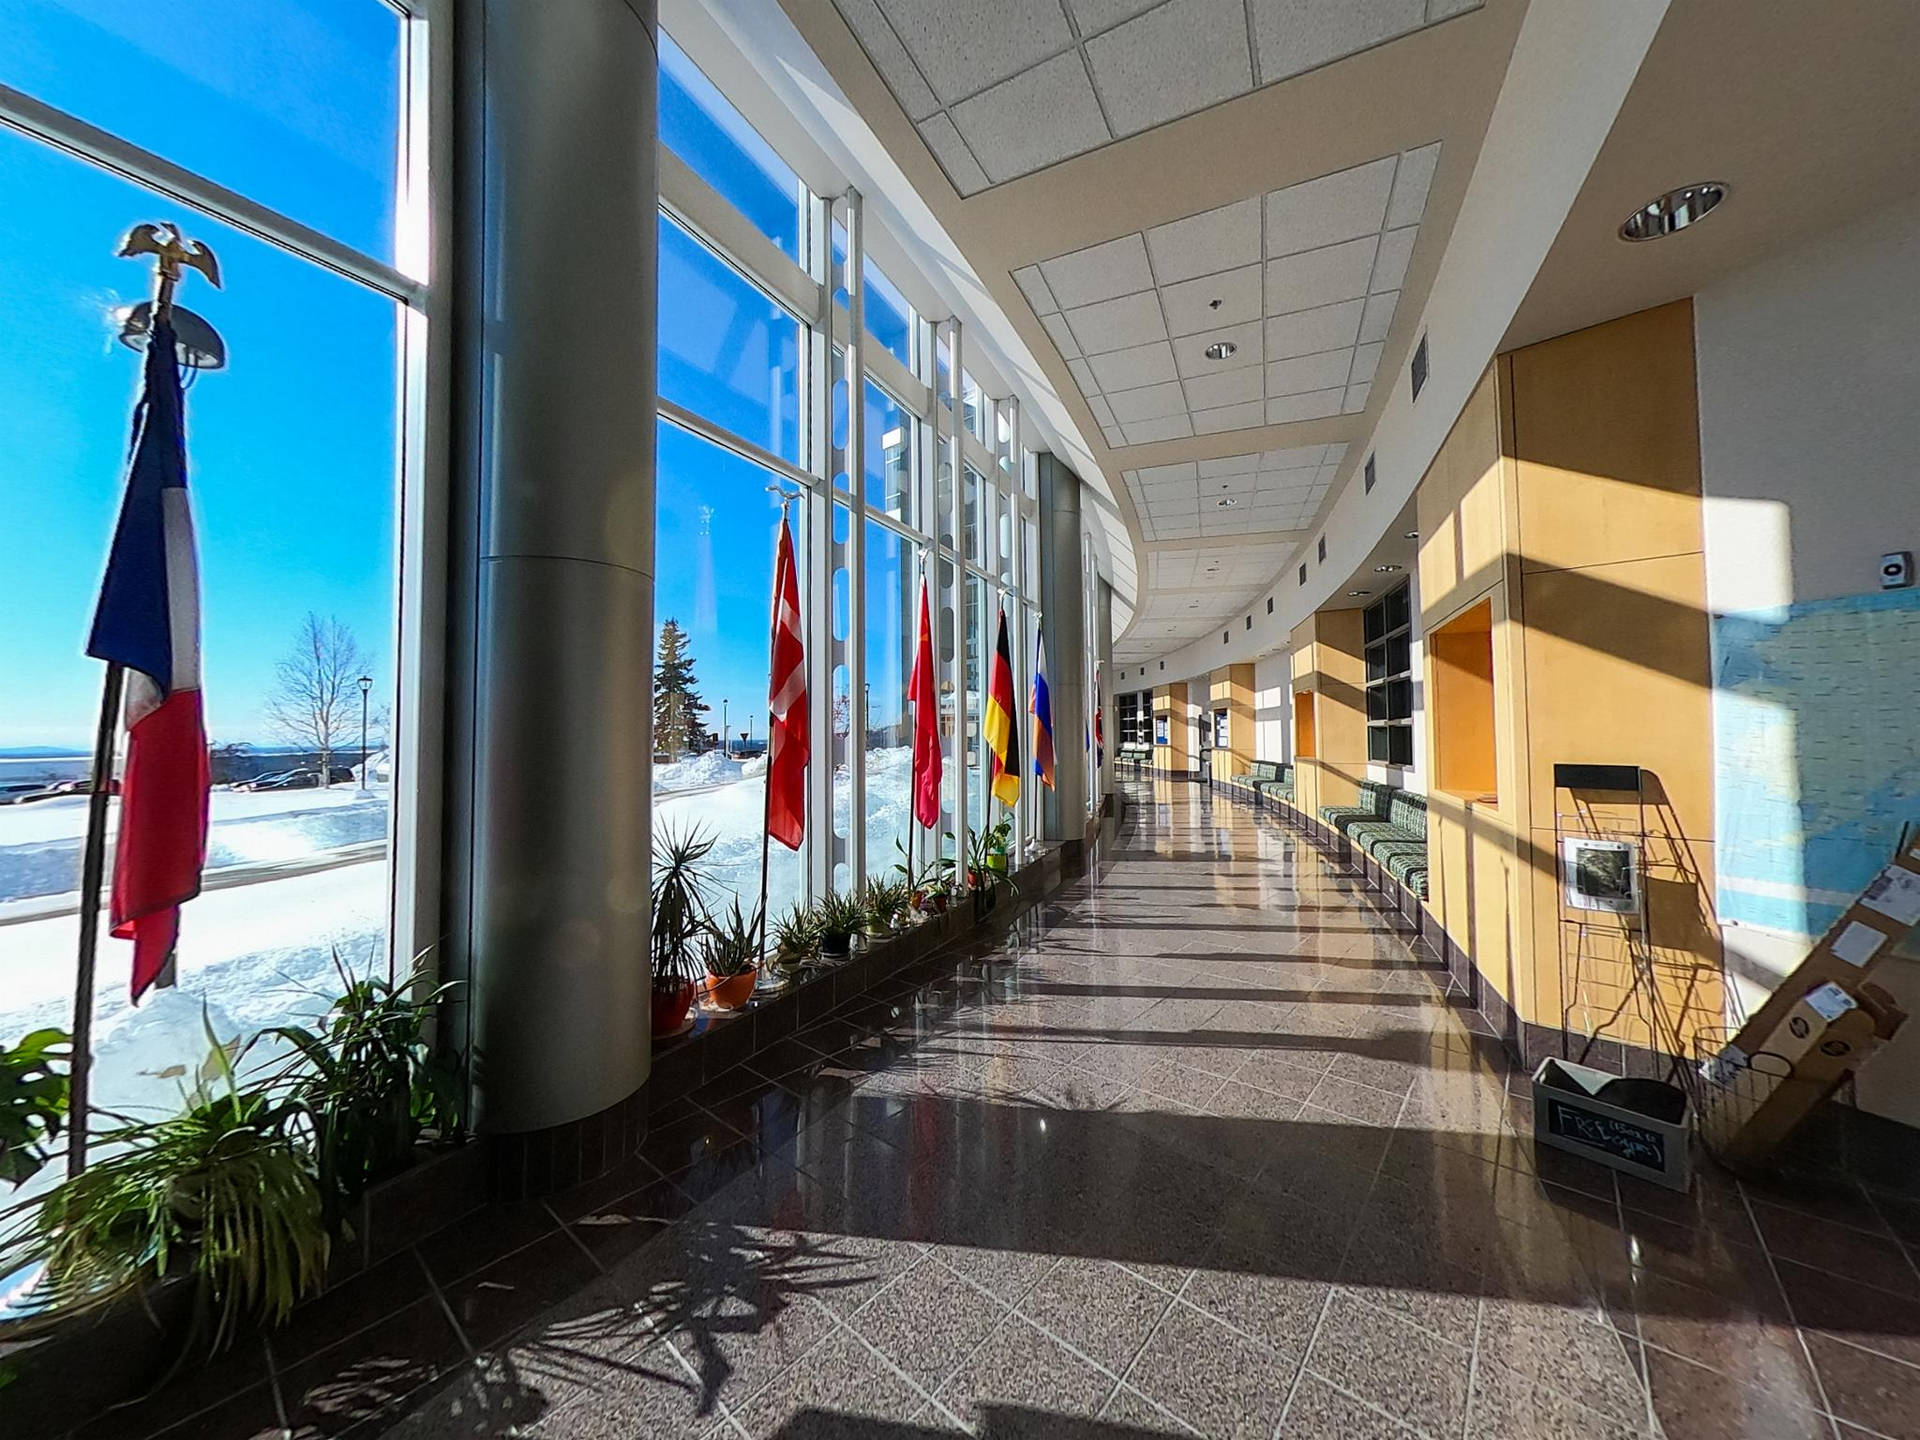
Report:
66,662,124,1178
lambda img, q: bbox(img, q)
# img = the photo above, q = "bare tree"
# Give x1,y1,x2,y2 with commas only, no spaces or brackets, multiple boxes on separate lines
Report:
264,613,366,787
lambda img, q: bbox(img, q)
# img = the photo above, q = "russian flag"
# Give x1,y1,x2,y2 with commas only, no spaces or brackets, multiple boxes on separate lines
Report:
1031,626,1056,791
86,313,210,1003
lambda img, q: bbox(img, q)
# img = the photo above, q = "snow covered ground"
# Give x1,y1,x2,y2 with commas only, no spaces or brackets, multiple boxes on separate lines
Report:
0,752,919,1145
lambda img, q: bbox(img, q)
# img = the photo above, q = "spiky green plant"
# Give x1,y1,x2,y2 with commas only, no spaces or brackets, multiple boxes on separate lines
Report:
0,1016,328,1351
703,898,763,979
652,824,716,993
262,951,462,1233
861,877,909,934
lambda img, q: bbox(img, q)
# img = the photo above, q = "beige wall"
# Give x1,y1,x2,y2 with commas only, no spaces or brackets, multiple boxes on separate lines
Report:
1208,664,1255,783
1152,683,1189,775
1418,304,1724,1058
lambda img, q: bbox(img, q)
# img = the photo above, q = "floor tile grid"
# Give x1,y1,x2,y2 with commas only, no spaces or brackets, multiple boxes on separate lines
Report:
1232,792,1920,1440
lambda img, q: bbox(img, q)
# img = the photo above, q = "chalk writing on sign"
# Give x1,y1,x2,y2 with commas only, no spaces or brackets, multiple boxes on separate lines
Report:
1545,1097,1667,1171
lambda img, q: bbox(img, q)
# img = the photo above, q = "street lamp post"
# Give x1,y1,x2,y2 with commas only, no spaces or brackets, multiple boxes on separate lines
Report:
357,675,373,796
722,698,729,758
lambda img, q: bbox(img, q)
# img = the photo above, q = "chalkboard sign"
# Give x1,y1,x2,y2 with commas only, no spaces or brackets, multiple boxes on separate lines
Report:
1544,1096,1667,1171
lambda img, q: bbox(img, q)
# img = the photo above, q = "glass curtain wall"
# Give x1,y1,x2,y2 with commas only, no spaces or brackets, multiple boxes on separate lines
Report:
655,32,1041,912
0,1,424,1137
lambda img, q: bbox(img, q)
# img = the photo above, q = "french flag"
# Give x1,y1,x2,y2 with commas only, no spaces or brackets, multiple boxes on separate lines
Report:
86,313,210,1003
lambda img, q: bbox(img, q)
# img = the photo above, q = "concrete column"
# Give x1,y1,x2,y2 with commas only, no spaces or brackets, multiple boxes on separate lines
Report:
448,0,658,1134
1037,453,1087,840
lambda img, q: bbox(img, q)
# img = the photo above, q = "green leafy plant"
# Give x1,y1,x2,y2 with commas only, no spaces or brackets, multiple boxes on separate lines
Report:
0,1016,328,1352
861,877,908,934
813,891,866,956
1,1028,71,1187
963,824,1019,905
263,952,462,1232
652,824,716,993
703,898,763,979
772,901,821,959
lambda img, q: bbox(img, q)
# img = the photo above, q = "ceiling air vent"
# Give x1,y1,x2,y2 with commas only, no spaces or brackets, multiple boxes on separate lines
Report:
1267,597,1274,614
1298,563,1307,586
1364,453,1377,493
1410,333,1429,401
1245,615,1252,630
1317,536,1327,562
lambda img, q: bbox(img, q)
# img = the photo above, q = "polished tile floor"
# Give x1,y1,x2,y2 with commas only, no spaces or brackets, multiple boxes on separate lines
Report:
339,785,1917,1438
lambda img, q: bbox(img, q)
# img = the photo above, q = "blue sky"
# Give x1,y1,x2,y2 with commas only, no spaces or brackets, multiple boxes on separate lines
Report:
0,5,915,750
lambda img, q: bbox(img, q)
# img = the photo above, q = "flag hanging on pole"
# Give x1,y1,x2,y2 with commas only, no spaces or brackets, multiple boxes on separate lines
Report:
766,510,808,850
908,574,941,828
1030,626,1056,791
86,313,210,1003
984,606,1020,808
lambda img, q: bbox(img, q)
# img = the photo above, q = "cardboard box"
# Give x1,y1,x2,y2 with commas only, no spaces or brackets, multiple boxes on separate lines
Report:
1730,836,1920,1057
1709,982,1907,1170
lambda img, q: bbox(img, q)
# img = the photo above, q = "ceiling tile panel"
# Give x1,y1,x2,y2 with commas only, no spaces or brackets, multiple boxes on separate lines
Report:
1144,198,1263,286
834,0,941,120
1263,297,1364,359
1264,234,1378,313
1369,225,1418,293
1349,340,1383,385
1012,265,1059,316
918,113,990,196
951,51,1111,184
1137,461,1199,485
1265,348,1353,397
1343,380,1372,413
1067,356,1099,393
1160,264,1263,336
1193,400,1269,433
1357,290,1398,344
1039,233,1156,310
1266,388,1344,424
1086,0,1253,138
1182,366,1264,411
1042,311,1082,358
1386,140,1441,227
1199,453,1262,477
1087,394,1117,429
1263,155,1395,257
1065,289,1169,353
1088,340,1178,391
873,0,1072,106
1248,0,1428,85
1123,413,1195,445
1066,0,1165,37
1108,379,1190,422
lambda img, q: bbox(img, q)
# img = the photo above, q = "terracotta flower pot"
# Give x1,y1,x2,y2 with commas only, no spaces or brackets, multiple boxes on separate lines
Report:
651,980,695,1036
705,967,758,1010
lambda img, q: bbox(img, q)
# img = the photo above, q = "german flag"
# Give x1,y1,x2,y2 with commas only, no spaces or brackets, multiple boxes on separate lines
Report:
984,605,1020,808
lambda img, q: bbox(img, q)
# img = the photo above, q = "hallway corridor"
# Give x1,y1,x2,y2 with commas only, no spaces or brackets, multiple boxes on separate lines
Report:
368,784,1912,1440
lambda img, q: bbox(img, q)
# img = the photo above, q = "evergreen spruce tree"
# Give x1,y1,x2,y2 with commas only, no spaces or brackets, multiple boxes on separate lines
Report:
654,618,710,760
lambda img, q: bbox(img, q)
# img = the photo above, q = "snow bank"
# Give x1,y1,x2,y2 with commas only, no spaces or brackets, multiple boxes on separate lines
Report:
652,751,745,793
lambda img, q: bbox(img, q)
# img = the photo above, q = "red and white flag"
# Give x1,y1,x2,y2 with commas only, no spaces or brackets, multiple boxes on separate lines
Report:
85,313,210,1002
908,575,941,828
766,511,807,850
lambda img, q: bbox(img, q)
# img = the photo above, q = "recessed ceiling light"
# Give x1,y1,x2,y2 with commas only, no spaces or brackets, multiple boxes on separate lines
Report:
1216,497,1237,507
1403,530,1419,540
1347,589,1371,597
1620,182,1728,242
1374,564,1401,573
1203,341,1237,361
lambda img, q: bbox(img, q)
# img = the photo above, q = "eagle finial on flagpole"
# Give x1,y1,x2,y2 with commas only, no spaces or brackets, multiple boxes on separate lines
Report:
117,221,222,315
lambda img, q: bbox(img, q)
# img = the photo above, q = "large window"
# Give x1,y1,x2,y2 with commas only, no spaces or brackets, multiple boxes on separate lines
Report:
0,6,416,1140
864,522,911,878
658,30,802,261
1365,584,1415,766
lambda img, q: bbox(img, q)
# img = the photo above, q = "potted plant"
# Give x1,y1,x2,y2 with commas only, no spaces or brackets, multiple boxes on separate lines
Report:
0,1017,329,1353
900,837,957,917
814,891,866,959
651,825,714,1036
771,901,822,983
861,877,908,938
1,1027,71,1187
982,817,1012,874
964,823,1020,920
262,952,463,1234
701,898,762,1011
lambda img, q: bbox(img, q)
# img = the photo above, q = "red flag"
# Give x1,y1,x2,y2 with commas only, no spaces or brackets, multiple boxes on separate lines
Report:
908,575,941,828
766,513,807,849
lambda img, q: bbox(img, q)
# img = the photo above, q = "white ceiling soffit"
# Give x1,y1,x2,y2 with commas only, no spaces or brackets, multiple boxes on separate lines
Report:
1125,442,1346,543
1018,146,1437,450
833,0,1483,196
674,0,1136,600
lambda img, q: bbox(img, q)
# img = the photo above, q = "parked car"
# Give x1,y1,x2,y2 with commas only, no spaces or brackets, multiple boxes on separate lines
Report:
235,769,298,791
251,770,321,791
0,782,49,805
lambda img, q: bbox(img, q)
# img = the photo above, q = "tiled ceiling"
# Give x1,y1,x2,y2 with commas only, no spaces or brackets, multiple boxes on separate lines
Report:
1124,442,1346,542
1015,144,1438,447
833,0,1481,195
1115,538,1298,659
